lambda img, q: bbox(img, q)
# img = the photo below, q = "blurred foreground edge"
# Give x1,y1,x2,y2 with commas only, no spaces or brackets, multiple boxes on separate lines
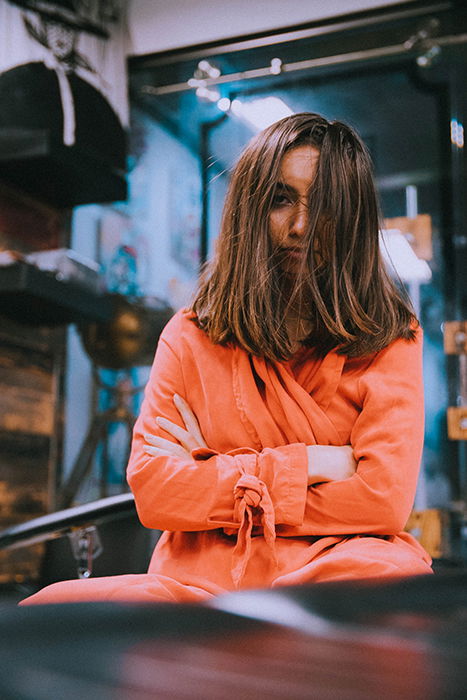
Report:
1,572,466,700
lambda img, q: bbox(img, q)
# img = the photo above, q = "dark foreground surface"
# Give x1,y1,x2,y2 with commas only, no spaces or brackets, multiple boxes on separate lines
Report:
1,572,467,699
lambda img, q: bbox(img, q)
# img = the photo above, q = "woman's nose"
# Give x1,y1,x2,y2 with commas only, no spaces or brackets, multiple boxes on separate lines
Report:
290,200,308,237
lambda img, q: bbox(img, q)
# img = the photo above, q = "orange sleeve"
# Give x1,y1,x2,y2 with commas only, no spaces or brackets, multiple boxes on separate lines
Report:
127,334,308,532
292,329,425,537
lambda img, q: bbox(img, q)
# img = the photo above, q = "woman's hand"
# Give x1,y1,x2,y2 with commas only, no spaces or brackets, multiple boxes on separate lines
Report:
306,444,357,485
143,394,208,459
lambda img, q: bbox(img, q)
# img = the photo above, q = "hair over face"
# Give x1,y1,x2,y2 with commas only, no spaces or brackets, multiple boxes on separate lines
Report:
191,112,416,360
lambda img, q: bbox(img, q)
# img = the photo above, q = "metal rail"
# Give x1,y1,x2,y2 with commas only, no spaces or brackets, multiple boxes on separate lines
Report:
142,32,467,97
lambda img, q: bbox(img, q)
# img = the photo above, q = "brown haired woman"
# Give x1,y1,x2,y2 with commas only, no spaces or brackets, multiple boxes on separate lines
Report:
22,113,432,605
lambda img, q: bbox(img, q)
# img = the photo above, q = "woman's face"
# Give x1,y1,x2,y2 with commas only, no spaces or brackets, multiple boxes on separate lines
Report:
269,144,320,275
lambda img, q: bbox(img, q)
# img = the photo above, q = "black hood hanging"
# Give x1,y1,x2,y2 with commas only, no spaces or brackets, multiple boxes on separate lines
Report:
0,0,127,207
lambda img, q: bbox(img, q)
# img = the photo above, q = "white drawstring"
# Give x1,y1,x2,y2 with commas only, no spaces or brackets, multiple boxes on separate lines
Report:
44,53,76,146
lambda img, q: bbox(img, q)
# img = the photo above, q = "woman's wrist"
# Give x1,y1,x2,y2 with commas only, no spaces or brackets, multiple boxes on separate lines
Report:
306,445,356,485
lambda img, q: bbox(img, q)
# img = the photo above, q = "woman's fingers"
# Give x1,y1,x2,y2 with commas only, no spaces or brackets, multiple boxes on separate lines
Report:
144,433,179,449
143,434,188,459
173,394,208,448
147,394,208,456
155,416,199,452
154,394,207,452
143,445,187,458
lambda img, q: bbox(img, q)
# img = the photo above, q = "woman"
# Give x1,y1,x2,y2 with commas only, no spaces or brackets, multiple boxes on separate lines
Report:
22,113,432,605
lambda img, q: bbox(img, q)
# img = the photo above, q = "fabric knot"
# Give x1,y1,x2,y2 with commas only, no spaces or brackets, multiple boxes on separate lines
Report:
231,472,277,589
233,473,263,508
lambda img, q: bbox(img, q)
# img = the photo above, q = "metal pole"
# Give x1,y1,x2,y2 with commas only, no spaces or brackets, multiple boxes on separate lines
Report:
142,33,467,97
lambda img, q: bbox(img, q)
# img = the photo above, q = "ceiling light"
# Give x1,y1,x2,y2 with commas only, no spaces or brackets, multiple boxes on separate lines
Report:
197,60,221,79
217,97,231,112
230,96,294,131
451,119,464,149
270,58,282,75
196,86,220,102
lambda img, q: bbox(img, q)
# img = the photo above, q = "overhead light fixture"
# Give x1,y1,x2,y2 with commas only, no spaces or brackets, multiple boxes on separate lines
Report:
188,59,222,101
229,96,294,131
416,43,441,68
197,60,221,79
195,85,220,102
188,60,221,88
270,58,282,75
404,18,441,69
451,119,464,149
217,97,231,112
379,229,432,283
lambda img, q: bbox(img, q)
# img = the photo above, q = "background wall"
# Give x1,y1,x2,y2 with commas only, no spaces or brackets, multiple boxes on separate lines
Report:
128,0,418,55
63,110,201,494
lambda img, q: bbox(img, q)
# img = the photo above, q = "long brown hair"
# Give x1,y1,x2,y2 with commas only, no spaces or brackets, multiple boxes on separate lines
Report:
192,112,417,360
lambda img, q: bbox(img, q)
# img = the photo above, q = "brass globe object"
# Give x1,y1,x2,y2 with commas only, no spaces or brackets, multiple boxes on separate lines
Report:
79,294,173,369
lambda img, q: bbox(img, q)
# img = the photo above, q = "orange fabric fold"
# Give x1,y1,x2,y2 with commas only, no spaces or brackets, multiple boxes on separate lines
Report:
197,445,279,585
232,347,344,447
231,472,277,588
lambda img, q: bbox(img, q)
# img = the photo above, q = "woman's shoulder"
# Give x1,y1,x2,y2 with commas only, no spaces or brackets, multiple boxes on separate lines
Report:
160,308,219,353
160,308,198,341
342,324,423,377
358,324,423,379
378,323,423,359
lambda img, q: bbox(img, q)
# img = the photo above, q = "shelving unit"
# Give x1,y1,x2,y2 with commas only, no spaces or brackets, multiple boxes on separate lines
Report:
0,262,113,325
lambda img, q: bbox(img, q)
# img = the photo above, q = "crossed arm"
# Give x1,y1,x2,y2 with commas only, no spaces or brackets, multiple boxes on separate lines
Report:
143,393,357,485
128,322,424,536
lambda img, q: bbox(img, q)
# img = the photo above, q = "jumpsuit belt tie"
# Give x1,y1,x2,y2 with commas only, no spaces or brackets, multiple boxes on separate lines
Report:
231,472,277,588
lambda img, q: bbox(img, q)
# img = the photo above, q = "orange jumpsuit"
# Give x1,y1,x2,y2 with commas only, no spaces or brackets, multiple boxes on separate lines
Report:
22,310,432,605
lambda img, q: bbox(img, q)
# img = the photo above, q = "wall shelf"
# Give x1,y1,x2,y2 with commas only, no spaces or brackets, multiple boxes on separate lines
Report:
0,262,113,325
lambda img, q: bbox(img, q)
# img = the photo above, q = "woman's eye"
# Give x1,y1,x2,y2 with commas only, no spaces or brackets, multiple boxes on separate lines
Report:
272,191,292,207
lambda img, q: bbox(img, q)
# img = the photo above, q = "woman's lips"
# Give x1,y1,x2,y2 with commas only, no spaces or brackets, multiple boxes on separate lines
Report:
282,247,305,260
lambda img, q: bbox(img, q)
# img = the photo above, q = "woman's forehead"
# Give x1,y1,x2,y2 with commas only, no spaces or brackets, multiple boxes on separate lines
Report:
277,145,320,189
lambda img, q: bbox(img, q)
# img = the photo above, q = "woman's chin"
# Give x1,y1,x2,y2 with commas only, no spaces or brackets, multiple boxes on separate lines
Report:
280,258,305,277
